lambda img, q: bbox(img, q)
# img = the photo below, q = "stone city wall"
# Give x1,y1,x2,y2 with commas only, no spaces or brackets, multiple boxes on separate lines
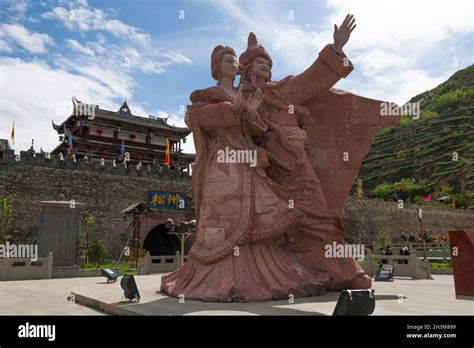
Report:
1,150,473,252
343,196,474,243
0,150,194,255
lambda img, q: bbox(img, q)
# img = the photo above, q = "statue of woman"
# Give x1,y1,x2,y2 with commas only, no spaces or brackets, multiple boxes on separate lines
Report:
160,45,329,302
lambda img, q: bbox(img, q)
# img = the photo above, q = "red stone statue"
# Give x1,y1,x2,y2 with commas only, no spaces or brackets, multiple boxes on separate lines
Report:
161,15,400,302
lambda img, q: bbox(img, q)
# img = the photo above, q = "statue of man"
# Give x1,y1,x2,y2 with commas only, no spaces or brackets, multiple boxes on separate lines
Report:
238,15,357,213
236,14,399,289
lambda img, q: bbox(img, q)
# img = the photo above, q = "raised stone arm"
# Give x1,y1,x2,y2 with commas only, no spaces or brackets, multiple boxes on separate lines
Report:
278,14,356,105
332,14,356,52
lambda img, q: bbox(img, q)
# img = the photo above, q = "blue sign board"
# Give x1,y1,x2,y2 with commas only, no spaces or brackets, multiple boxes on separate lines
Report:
148,191,186,211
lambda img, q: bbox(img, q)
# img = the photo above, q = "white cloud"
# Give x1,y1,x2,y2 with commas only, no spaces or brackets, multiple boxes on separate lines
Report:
0,24,54,53
340,69,448,105
163,52,192,65
214,0,327,73
66,39,94,56
52,54,136,101
213,0,473,104
353,48,407,76
40,2,192,76
0,57,124,153
42,5,150,46
1,0,31,22
0,39,13,53
9,0,29,15
326,0,473,50
0,1,195,154
0,48,191,153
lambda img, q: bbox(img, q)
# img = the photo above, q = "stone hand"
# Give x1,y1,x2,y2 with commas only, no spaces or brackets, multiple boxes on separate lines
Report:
333,14,356,51
233,84,244,113
246,88,263,113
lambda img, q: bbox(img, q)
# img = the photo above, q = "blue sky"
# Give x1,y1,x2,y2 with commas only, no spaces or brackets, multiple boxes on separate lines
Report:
0,0,472,154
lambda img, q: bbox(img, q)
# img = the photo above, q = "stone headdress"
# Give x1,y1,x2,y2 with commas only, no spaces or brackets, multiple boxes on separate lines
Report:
238,32,273,71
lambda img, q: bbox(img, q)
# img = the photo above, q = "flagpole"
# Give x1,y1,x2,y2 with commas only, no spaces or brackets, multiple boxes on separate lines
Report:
11,121,15,147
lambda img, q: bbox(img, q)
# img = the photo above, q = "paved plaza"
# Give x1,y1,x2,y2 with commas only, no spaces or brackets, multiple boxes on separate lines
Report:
0,276,104,315
0,274,472,315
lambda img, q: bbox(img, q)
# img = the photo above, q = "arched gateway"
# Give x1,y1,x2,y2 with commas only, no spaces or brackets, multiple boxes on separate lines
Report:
138,211,195,257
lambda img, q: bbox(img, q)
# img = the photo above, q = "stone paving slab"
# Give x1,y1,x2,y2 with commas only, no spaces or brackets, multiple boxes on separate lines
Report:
0,274,472,315
70,274,473,316
0,277,105,315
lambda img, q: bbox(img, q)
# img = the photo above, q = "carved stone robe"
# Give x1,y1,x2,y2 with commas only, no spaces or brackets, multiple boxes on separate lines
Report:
160,86,329,302
242,44,401,289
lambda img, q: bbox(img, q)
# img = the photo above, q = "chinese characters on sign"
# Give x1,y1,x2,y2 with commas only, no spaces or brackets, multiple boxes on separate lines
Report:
148,191,186,210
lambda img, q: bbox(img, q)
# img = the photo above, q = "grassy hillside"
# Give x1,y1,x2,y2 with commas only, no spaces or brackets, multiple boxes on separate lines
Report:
357,65,474,208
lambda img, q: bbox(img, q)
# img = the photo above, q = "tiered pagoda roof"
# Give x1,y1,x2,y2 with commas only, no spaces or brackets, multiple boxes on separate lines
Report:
51,99,194,168
52,99,190,137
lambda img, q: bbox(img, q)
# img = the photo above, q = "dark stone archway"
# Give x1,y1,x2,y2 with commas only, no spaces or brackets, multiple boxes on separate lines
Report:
142,224,180,256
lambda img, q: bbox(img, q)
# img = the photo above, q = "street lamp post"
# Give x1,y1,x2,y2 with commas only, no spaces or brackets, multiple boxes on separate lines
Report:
165,218,196,267
416,208,428,261
416,208,430,279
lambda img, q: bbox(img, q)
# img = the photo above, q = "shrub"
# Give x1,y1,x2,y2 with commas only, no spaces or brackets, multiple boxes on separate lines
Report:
372,183,393,200
87,238,108,264
399,116,411,126
452,194,466,208
371,178,430,201
396,149,407,159
421,110,438,119
0,197,13,244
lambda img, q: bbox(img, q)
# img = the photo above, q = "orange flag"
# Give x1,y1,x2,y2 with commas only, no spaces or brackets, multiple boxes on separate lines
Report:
11,121,15,145
164,138,171,165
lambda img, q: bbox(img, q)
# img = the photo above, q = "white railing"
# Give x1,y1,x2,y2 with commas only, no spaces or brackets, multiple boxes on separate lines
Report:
363,250,432,280
138,251,189,275
0,252,53,281
392,242,450,260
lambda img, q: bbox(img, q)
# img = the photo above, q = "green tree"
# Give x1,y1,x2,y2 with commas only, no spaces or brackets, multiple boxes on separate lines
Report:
451,194,466,208
372,183,393,200
82,215,96,264
87,238,108,264
374,233,391,252
0,197,13,244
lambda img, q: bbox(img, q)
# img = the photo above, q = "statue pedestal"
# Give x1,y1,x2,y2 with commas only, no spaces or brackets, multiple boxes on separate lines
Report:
36,200,86,278
449,230,474,298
